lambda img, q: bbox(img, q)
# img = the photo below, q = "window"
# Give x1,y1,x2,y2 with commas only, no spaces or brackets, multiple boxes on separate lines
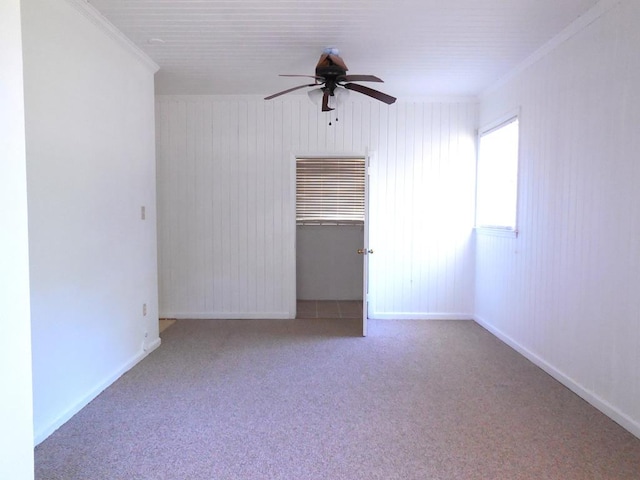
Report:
296,157,365,225
476,116,519,233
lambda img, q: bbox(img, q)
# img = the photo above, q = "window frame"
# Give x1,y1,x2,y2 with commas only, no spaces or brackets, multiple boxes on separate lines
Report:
475,110,521,238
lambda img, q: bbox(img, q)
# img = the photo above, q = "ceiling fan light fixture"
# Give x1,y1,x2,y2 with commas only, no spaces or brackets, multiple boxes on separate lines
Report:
331,86,349,108
307,88,323,106
308,87,349,109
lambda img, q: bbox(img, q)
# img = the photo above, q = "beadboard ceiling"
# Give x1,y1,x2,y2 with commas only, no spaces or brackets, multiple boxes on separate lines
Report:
87,0,601,97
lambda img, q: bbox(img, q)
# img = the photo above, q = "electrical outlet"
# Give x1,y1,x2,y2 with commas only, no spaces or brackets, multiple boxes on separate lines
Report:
143,303,147,316
141,206,146,220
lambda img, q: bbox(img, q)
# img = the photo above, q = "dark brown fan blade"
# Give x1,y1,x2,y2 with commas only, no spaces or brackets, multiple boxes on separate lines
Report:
321,90,334,111
264,83,317,100
279,74,324,81
343,83,396,105
340,75,383,83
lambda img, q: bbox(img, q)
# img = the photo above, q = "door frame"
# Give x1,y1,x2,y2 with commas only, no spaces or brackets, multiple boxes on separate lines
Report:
288,151,371,331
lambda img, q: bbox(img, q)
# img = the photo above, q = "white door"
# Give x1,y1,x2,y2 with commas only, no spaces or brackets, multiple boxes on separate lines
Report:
361,154,371,336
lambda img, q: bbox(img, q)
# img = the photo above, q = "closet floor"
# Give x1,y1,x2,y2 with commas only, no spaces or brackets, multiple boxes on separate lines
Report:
296,300,363,319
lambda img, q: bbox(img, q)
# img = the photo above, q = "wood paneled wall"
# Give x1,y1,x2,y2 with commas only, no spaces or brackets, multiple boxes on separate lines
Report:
477,0,640,437
156,96,477,319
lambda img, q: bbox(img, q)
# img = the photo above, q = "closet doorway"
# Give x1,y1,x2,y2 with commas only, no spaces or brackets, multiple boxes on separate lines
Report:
294,156,371,335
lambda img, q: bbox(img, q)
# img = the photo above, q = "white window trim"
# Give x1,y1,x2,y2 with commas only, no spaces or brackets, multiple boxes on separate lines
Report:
474,108,521,238
475,226,519,238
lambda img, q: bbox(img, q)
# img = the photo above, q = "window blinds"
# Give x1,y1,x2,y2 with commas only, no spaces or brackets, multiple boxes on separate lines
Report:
296,157,365,225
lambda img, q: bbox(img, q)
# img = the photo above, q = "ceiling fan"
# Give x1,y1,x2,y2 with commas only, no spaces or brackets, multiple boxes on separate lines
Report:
264,48,397,112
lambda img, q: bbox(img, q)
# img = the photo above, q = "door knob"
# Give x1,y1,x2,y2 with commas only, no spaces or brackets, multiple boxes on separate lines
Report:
357,249,374,255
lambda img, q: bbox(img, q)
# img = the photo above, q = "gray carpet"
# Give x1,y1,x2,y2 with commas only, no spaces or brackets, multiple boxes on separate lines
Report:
35,319,640,479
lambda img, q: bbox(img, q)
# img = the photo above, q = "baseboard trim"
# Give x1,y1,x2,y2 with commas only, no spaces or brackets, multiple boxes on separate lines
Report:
371,313,474,320
33,338,162,445
474,315,640,440
162,312,292,320
144,337,161,353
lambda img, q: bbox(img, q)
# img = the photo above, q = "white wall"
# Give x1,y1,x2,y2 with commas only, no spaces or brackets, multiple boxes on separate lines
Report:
22,0,160,443
0,1,35,477
156,96,477,320
297,225,364,301
476,0,640,437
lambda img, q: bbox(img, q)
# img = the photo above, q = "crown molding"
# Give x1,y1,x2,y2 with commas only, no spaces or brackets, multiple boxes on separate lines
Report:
154,94,479,105
63,0,159,73
480,0,622,98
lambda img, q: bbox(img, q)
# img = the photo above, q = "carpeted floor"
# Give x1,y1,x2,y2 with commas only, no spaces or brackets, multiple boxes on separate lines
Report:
35,319,640,479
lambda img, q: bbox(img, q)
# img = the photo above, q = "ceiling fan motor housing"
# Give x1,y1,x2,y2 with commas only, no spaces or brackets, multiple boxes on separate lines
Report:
315,64,347,79
315,54,348,95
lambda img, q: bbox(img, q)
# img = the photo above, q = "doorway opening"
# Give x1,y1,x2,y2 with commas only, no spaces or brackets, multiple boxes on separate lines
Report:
295,157,366,321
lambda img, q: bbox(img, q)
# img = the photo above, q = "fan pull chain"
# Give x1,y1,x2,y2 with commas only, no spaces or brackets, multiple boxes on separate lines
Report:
328,109,339,126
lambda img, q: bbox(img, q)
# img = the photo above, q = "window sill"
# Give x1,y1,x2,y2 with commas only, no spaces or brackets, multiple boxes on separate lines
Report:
475,227,518,238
